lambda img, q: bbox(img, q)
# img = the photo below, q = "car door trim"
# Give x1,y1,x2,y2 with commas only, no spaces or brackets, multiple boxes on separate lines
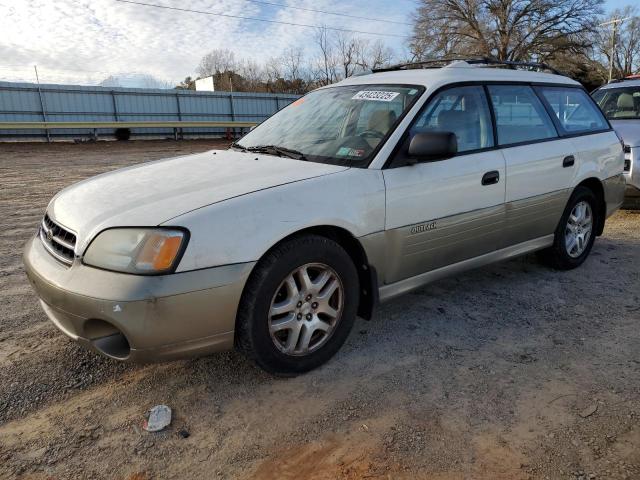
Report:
371,187,570,285
380,187,569,235
378,234,554,302
380,202,505,284
502,189,570,248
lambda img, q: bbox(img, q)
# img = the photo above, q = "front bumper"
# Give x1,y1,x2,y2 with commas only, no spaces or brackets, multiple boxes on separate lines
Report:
23,235,255,362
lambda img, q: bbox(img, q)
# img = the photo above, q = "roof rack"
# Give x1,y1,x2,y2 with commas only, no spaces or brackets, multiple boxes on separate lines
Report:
371,57,564,76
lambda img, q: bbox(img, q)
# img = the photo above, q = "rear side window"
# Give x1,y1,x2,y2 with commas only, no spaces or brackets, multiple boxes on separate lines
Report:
537,87,609,134
487,85,557,145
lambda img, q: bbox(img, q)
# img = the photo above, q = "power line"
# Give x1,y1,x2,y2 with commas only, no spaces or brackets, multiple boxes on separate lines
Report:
240,0,413,26
113,0,409,38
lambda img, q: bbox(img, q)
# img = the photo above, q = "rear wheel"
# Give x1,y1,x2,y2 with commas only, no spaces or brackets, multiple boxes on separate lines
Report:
539,186,598,270
235,235,359,375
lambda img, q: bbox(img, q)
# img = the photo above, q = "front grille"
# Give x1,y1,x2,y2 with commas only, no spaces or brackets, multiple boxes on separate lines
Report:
625,159,631,172
39,214,76,265
624,145,631,154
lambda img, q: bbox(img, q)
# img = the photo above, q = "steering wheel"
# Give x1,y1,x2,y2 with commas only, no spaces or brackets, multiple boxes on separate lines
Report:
358,129,385,139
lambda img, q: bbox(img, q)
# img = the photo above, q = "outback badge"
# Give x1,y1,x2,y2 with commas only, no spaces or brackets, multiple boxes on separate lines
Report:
410,222,436,234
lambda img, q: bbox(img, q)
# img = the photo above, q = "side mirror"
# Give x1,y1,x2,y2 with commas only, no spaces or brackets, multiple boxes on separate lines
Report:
407,131,457,163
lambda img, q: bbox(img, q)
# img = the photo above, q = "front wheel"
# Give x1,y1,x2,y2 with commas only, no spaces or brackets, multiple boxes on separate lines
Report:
235,235,359,375
539,186,598,270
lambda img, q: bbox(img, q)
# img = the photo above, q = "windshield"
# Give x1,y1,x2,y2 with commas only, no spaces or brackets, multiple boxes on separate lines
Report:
593,86,640,120
234,85,424,166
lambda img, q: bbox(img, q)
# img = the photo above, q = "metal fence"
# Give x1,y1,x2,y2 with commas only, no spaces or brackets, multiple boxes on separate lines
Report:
0,81,300,140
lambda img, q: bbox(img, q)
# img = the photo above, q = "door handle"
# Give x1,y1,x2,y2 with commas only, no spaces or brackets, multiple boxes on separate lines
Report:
563,155,575,167
481,170,500,186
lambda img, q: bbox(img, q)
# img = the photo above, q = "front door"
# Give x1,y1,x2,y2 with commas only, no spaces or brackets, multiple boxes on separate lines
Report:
382,85,506,284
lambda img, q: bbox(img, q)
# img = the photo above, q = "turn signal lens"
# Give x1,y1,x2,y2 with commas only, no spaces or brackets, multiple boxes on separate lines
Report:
136,233,184,272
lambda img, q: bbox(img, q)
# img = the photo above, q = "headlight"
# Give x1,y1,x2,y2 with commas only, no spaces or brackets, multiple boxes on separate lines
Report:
83,228,188,274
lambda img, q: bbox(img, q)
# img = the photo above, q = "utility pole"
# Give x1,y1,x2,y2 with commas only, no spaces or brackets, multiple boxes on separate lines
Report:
600,17,630,83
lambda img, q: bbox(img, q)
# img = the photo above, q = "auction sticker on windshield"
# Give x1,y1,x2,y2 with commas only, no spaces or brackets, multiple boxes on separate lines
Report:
352,91,400,102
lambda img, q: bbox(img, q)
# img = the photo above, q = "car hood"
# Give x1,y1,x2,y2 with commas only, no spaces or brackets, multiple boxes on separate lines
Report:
47,149,348,247
610,119,640,147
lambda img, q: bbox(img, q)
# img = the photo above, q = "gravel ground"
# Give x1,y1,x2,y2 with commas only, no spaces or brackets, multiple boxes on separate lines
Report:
0,140,639,480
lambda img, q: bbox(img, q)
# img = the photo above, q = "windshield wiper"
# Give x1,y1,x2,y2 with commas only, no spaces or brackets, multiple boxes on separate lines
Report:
229,142,248,152
245,145,308,161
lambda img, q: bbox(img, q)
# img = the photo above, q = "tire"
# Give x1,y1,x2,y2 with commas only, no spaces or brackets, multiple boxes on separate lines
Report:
539,186,599,270
622,189,640,210
235,234,359,376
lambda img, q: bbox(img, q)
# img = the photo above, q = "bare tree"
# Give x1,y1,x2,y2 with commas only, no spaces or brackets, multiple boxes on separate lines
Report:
196,49,236,77
237,59,264,91
191,34,395,93
336,33,367,79
314,27,338,86
410,0,604,62
281,47,303,81
360,40,395,70
278,47,312,94
264,56,283,84
596,6,640,78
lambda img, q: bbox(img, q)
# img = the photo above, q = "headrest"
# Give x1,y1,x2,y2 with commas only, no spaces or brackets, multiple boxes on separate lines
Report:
617,93,635,109
368,110,397,133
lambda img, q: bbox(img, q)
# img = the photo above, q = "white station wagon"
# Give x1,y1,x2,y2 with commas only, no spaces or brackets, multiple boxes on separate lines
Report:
592,76,640,206
24,59,625,375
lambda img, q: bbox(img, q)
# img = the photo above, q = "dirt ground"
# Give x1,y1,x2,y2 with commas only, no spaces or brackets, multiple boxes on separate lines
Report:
0,140,638,480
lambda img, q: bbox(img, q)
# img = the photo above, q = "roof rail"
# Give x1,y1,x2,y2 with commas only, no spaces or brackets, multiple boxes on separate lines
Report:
372,57,564,76
609,74,640,83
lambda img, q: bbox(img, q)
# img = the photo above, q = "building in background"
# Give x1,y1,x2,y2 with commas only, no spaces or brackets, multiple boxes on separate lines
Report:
195,76,215,92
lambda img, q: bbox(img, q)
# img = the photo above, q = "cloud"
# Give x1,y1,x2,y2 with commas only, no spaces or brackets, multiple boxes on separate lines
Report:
0,0,412,86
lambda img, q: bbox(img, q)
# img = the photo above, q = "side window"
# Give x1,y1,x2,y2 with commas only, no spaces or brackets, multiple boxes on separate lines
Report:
411,86,494,153
487,85,557,145
536,87,609,134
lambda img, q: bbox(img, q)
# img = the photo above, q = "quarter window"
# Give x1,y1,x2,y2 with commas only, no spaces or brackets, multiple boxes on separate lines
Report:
537,87,609,133
487,85,557,145
410,86,494,153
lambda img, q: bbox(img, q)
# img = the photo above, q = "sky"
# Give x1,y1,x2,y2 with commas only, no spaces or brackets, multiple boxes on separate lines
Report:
0,0,633,87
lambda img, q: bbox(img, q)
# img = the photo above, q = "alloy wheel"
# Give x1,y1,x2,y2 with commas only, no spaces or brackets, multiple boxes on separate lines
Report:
268,263,344,356
565,200,593,258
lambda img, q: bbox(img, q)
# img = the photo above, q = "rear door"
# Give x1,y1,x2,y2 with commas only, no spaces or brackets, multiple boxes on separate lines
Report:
382,85,505,284
486,84,574,247
535,85,617,181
